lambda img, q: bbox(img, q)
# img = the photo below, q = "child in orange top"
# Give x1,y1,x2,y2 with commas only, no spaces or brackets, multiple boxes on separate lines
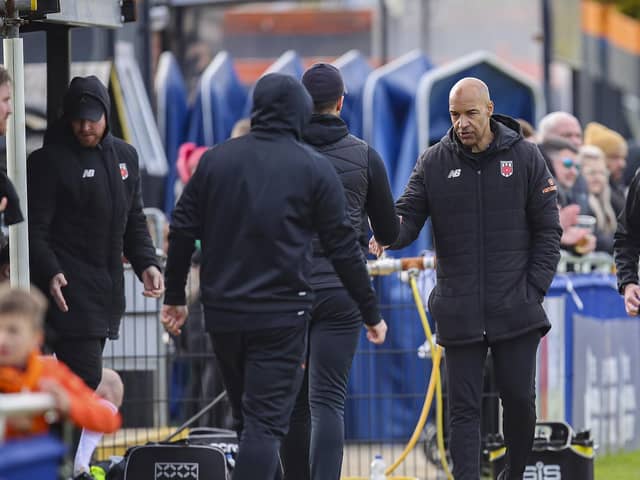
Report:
0,285,121,438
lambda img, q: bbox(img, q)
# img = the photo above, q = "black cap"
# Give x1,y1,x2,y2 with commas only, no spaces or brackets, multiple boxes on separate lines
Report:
67,94,104,122
302,63,346,104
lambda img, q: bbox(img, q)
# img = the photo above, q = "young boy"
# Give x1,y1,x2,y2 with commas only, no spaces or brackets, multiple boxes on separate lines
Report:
0,285,121,439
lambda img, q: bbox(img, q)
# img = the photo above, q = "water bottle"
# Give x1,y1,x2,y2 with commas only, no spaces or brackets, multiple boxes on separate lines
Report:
370,454,386,480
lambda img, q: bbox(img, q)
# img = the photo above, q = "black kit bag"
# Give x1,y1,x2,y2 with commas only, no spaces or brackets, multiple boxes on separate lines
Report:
107,392,233,480
122,442,228,480
487,421,594,480
188,427,239,466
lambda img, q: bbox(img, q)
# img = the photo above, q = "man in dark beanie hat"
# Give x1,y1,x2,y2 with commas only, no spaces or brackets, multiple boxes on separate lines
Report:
279,63,399,480
27,75,163,477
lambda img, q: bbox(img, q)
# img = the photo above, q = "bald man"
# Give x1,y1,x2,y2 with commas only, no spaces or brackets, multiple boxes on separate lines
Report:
371,78,562,480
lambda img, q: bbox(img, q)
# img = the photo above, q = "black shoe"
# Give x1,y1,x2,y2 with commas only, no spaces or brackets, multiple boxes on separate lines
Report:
73,473,93,480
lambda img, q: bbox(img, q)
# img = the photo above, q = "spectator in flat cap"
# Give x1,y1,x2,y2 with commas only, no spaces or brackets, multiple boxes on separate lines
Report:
279,63,398,480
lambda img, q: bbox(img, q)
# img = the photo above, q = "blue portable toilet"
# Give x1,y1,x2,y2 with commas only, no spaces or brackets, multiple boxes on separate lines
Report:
416,50,544,152
242,50,304,117
155,51,189,214
346,50,434,442
186,51,248,147
333,50,372,138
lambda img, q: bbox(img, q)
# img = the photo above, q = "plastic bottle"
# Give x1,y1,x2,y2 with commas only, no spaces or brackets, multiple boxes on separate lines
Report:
370,454,386,480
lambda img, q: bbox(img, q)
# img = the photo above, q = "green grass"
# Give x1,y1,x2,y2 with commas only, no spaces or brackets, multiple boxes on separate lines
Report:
595,449,640,480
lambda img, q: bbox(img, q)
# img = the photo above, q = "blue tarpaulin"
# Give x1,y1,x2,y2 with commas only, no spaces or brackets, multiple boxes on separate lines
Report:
242,50,304,118
186,51,248,147
155,51,189,214
334,50,372,138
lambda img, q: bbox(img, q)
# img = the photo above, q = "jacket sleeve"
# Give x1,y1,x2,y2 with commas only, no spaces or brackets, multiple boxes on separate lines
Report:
0,171,24,226
27,149,63,286
390,152,430,249
163,158,204,306
526,147,562,295
52,360,122,434
366,146,399,246
311,154,381,326
122,152,161,279
614,174,640,293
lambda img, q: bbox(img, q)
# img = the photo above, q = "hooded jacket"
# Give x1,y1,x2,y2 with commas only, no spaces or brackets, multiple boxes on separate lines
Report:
165,73,380,330
392,115,562,346
28,76,159,339
303,113,398,289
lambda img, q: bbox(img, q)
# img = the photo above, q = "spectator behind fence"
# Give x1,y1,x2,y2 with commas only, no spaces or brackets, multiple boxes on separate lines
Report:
541,137,596,255
515,118,536,142
0,285,121,440
280,63,399,480
162,73,386,480
27,75,164,392
584,121,628,216
578,145,617,253
371,78,562,480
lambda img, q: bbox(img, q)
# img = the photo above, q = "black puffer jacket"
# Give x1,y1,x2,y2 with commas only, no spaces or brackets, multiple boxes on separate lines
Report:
393,115,562,346
28,76,159,339
304,114,398,289
165,73,380,329
614,173,640,292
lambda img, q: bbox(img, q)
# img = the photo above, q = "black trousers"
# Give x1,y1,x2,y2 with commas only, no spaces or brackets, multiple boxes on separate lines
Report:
208,320,307,480
51,337,106,390
445,329,541,480
280,288,362,480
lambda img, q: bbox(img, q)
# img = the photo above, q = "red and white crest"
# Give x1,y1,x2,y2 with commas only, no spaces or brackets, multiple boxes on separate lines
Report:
500,161,513,178
119,163,129,180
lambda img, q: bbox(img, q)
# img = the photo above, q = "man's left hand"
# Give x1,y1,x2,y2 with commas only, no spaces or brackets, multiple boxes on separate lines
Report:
142,266,165,298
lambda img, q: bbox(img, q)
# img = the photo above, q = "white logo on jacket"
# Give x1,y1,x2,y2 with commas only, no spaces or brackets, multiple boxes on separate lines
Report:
82,169,95,178
447,169,461,179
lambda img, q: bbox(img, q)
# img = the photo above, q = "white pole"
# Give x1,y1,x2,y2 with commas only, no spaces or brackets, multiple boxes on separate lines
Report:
3,36,30,288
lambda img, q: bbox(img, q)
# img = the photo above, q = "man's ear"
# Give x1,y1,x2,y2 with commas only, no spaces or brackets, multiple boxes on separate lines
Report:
336,96,344,113
487,100,494,115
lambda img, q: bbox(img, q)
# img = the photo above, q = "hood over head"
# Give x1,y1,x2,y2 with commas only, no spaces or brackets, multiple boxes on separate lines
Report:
250,73,312,139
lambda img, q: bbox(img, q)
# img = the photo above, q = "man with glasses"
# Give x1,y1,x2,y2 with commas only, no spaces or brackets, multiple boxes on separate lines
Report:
541,137,597,254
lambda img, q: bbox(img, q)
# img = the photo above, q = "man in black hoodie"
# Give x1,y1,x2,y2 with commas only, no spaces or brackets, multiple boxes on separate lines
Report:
371,78,562,480
27,76,163,391
162,73,386,480
279,63,398,480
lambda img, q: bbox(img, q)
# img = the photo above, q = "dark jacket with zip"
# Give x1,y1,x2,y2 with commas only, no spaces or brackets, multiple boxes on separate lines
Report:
304,114,399,289
392,115,562,346
164,73,380,330
28,76,159,340
614,172,640,292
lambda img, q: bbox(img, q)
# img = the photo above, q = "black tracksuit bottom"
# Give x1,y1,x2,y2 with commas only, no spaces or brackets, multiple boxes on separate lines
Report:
445,329,541,480
280,288,362,480
207,316,308,480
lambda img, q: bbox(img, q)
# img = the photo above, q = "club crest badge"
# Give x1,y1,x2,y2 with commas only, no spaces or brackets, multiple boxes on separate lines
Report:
500,161,513,178
119,163,129,180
